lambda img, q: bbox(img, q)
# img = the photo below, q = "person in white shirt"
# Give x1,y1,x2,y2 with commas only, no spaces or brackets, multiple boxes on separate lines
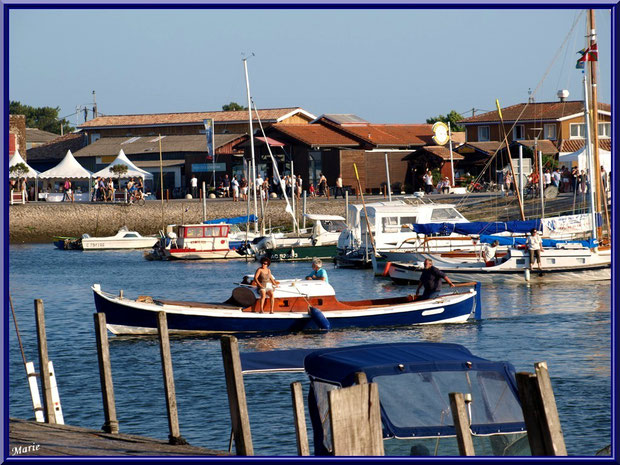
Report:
423,171,434,194
335,174,344,199
526,229,544,273
543,170,551,190
552,169,561,188
482,240,500,264
190,175,198,198
231,175,240,202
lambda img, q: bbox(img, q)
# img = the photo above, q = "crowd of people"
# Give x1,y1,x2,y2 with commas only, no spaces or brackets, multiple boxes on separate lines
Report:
501,165,610,197
90,176,143,203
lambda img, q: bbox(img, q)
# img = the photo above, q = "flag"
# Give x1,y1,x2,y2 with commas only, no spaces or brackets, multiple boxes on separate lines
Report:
203,119,214,161
576,43,598,69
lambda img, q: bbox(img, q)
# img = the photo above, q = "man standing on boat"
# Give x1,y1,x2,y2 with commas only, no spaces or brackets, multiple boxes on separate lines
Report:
526,229,544,274
415,259,455,300
254,257,279,314
305,258,329,283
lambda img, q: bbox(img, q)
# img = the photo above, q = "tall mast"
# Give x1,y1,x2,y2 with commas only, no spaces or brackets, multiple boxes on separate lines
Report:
243,58,259,234
582,73,597,241
587,9,606,240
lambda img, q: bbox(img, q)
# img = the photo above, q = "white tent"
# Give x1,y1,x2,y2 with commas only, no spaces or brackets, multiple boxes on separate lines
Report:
39,150,92,179
559,146,611,173
9,151,39,178
92,149,153,180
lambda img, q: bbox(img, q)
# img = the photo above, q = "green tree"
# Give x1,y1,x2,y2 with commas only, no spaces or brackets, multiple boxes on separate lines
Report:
9,101,74,134
222,102,248,112
9,163,29,179
110,164,129,180
426,110,464,132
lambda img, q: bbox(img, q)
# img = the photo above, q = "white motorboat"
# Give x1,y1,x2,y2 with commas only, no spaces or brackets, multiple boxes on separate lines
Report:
81,227,159,250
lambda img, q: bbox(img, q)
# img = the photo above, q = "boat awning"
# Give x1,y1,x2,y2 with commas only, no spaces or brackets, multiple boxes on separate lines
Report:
241,348,316,374
303,214,346,221
204,215,258,225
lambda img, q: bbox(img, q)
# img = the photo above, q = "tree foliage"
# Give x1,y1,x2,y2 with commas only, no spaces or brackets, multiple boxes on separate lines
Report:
426,110,464,132
9,163,30,179
110,164,129,178
222,102,248,112
9,101,74,134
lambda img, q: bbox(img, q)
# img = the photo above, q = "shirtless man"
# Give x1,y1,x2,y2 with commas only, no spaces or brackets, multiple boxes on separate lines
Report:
253,257,279,314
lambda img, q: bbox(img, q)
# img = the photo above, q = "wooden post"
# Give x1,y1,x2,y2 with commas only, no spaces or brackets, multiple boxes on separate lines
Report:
220,335,253,456
354,372,367,385
94,313,119,434
290,382,310,456
449,392,475,456
516,362,567,456
34,299,55,424
302,191,307,230
157,312,187,445
328,383,384,456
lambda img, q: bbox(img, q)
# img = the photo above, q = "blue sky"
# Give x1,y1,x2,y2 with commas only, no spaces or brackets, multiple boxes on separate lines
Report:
8,7,612,125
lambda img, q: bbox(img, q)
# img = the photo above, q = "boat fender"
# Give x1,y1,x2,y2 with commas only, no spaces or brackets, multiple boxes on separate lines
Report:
382,262,392,277
232,287,258,308
308,306,330,331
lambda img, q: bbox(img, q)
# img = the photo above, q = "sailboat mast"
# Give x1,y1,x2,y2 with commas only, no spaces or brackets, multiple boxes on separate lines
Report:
587,9,605,240
582,74,598,241
243,58,259,234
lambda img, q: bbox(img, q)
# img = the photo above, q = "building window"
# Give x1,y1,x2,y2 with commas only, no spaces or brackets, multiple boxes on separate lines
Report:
543,124,557,140
598,122,611,138
512,125,525,140
570,123,586,139
478,126,490,142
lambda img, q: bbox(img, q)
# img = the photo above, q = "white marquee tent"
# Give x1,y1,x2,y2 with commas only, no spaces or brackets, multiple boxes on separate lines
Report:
92,149,153,180
559,146,611,173
38,150,93,179
9,151,39,178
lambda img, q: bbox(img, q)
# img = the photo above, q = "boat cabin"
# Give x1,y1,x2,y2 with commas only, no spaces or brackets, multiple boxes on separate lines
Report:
167,223,230,250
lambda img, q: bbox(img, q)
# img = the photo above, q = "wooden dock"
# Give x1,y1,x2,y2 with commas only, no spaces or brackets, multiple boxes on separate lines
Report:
9,418,228,457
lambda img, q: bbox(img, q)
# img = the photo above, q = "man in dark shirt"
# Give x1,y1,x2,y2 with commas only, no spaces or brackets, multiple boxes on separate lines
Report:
415,259,455,300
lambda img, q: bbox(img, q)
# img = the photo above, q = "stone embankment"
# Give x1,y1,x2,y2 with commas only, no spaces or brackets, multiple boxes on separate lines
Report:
9,193,584,244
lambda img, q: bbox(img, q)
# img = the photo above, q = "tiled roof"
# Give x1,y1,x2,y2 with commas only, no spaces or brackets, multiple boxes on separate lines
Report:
422,146,464,160
73,134,246,157
78,107,314,129
270,124,360,147
341,124,433,147
26,128,60,143
26,133,88,161
513,139,558,154
558,138,612,153
458,141,504,155
450,131,466,145
461,101,611,124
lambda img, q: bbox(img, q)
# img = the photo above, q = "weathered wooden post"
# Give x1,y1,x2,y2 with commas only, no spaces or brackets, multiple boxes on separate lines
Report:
302,191,307,230
157,312,187,445
34,299,55,424
328,382,384,456
220,335,253,456
354,371,367,385
449,392,475,456
290,382,310,456
516,361,567,456
94,312,119,434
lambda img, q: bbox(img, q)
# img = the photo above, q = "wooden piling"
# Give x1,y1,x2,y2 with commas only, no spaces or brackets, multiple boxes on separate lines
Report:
220,335,253,456
94,313,119,434
290,382,310,456
354,372,367,385
328,382,384,456
157,312,187,445
449,392,475,456
516,362,567,456
34,299,55,424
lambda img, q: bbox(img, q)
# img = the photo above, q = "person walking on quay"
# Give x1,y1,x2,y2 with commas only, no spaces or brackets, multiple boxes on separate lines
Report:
571,167,579,193
253,256,279,314
543,169,551,190
296,175,302,200
552,168,561,188
191,174,198,198
579,170,588,195
415,258,455,300
106,177,114,202
423,170,434,194
223,174,231,198
334,174,344,199
601,165,608,193
240,177,248,201
561,166,570,193
318,173,328,197
526,229,544,274
231,175,239,202
504,171,513,194
62,178,74,203
305,258,329,283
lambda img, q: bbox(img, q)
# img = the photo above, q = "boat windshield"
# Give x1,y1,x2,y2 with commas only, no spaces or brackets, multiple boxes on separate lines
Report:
431,208,466,221
374,369,524,437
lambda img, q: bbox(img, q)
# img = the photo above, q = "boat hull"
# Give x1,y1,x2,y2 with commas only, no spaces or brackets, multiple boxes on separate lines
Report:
82,238,158,250
265,244,337,262
92,284,480,335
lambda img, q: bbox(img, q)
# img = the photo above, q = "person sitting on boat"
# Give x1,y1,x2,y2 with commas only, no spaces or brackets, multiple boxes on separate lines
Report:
415,258,455,300
526,229,544,274
482,240,500,265
305,258,329,284
254,257,279,314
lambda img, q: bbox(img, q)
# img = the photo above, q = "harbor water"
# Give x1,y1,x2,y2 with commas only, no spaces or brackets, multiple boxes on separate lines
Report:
8,243,611,456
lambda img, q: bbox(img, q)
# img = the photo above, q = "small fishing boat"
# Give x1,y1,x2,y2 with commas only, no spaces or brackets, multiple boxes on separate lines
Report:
240,342,529,456
386,241,611,284
92,278,481,335
53,227,158,250
145,223,246,260
52,235,82,250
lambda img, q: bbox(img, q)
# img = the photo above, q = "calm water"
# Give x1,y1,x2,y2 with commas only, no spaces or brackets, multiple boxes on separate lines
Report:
8,244,611,456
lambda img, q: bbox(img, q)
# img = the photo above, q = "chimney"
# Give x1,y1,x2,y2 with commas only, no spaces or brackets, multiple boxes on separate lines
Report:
557,89,570,102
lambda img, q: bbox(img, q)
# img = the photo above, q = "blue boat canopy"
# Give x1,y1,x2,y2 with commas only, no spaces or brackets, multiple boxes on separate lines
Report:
240,343,526,441
410,220,541,236
479,234,598,249
204,214,258,225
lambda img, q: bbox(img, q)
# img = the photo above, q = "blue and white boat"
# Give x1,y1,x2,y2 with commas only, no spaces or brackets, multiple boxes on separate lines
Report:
240,342,529,456
92,278,481,335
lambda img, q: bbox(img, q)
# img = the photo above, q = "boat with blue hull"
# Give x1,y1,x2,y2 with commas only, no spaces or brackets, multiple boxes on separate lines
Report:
92,279,481,335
